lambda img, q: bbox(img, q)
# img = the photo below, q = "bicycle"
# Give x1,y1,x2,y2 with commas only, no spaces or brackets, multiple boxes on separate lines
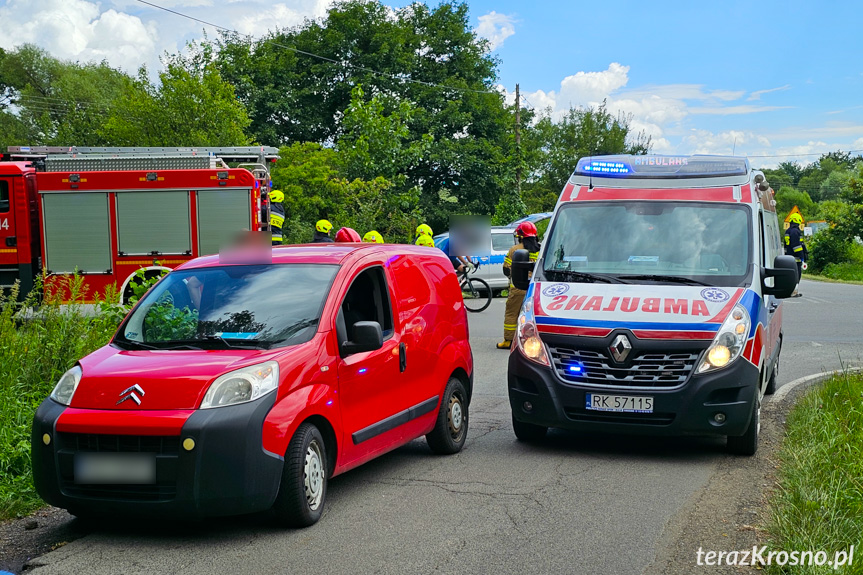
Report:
458,261,492,313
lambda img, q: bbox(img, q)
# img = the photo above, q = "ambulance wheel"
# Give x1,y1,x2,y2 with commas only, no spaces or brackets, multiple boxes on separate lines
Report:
426,378,468,454
765,359,778,395
512,414,547,442
727,397,760,456
272,422,327,527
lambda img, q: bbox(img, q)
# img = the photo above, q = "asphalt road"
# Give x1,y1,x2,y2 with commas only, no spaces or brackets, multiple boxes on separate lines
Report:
25,278,863,575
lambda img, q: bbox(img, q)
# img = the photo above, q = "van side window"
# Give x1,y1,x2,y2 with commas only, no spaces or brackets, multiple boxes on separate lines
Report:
0,181,9,213
340,266,394,341
759,212,766,267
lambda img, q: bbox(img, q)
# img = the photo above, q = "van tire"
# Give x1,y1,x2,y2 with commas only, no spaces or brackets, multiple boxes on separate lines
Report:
512,414,547,442
727,396,760,456
765,359,778,395
426,378,469,454
272,422,327,527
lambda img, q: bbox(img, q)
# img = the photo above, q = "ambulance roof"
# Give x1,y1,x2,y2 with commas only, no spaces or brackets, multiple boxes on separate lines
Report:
568,154,754,189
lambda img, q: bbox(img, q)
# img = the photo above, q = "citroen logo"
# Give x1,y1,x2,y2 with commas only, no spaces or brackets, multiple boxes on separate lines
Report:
117,384,145,406
609,334,632,363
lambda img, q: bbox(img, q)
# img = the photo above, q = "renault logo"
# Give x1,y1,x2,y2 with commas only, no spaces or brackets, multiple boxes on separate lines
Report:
116,384,145,406
609,334,632,363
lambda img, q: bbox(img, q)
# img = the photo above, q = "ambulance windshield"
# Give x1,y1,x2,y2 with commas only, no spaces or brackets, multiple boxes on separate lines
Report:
542,202,752,287
116,264,338,350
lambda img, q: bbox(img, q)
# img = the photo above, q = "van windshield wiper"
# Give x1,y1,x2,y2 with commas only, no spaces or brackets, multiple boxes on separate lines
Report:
203,335,271,350
544,269,629,284
114,340,204,350
616,274,712,286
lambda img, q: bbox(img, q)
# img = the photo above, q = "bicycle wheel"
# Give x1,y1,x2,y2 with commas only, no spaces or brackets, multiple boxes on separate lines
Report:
462,277,492,313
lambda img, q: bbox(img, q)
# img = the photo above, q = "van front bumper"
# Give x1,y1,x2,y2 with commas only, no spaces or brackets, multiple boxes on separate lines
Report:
508,347,759,438
31,394,282,519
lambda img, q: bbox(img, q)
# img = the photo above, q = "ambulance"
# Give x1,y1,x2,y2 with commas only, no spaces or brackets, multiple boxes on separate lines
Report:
507,155,798,455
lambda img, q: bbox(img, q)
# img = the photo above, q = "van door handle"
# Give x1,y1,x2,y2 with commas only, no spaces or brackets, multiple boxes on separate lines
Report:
399,343,407,372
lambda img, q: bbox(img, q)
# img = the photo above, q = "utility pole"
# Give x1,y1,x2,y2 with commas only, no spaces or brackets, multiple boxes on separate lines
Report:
515,83,521,194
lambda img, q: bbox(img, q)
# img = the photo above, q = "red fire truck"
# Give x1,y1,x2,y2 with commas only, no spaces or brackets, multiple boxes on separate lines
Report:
0,146,279,302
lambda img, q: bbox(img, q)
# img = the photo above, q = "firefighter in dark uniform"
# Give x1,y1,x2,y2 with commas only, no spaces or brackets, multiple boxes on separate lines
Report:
784,212,807,297
269,189,285,245
498,222,540,349
312,220,334,243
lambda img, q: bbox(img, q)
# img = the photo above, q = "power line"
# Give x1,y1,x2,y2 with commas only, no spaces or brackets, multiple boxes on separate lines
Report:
747,149,863,159
134,0,498,96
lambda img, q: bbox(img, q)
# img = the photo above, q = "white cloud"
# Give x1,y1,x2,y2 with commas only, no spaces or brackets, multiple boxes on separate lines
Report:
689,105,793,116
558,62,630,106
747,85,791,101
476,11,516,51
0,0,333,75
855,137,863,149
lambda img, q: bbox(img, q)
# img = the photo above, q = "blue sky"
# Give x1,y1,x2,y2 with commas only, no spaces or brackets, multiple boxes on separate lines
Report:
2,0,861,167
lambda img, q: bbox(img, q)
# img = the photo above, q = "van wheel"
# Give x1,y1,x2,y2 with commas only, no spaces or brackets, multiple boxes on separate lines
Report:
426,378,468,454
765,359,778,395
272,422,327,527
512,414,547,442
727,396,760,456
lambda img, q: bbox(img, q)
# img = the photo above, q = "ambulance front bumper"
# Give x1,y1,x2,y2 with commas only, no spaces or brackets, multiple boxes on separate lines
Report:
508,344,760,438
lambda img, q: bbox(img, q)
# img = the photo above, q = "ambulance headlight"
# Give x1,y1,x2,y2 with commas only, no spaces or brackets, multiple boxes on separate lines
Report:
516,297,550,366
698,305,750,373
50,365,82,406
201,361,279,408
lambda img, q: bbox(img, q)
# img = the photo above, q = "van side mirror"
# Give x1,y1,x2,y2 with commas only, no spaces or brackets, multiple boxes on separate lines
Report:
341,321,383,355
511,249,534,291
762,255,798,299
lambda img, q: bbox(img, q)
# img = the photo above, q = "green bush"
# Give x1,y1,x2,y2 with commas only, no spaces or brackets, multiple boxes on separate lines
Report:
807,229,851,273
0,276,124,519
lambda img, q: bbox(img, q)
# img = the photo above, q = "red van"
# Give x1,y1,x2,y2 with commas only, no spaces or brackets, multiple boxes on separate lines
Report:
31,244,473,526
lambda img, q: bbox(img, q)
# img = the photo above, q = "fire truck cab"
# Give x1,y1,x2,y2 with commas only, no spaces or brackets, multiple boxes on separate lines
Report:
0,146,279,302
508,155,800,455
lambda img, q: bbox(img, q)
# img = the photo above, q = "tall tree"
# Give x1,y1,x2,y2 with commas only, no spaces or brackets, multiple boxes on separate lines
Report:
101,43,250,146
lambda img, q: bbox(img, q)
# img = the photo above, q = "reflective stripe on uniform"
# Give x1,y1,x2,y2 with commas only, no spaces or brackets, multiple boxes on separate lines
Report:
270,214,285,228
529,252,538,261
793,245,803,252
504,257,512,266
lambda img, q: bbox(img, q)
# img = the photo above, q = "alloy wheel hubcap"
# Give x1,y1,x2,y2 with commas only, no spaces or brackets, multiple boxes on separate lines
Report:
448,396,463,437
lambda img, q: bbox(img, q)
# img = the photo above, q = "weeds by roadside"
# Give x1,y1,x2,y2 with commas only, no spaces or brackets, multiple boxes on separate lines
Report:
765,371,863,574
0,276,126,520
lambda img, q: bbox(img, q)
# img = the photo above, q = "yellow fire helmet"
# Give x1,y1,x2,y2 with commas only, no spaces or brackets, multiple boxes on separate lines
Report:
316,219,333,234
416,223,433,237
415,234,435,247
363,230,384,243
268,189,285,203
789,213,804,225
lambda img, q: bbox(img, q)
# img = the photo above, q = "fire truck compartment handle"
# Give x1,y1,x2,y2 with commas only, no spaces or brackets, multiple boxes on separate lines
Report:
5,236,15,247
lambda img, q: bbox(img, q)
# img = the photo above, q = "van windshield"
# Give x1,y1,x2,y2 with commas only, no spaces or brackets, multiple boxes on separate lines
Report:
115,264,338,350
542,202,752,287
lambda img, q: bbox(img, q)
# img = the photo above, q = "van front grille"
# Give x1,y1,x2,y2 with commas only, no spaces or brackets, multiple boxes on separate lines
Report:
549,346,700,388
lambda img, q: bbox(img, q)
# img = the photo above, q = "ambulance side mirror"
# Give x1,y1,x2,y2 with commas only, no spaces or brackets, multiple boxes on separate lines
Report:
762,255,798,299
511,249,533,291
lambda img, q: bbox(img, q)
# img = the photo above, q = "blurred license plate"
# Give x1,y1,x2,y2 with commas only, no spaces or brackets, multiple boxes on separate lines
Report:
586,393,653,413
74,453,156,484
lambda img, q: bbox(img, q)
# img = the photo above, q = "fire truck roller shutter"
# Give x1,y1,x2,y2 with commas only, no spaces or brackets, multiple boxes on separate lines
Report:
42,192,111,274
197,189,252,256
116,191,191,256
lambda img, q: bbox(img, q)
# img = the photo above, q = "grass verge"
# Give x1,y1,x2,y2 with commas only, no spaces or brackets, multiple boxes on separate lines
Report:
765,371,863,574
0,277,123,520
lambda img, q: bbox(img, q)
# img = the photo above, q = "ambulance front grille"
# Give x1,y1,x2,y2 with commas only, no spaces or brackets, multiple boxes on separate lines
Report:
549,346,701,388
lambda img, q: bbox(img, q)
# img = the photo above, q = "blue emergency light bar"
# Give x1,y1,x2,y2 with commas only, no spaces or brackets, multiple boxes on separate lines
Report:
574,155,750,179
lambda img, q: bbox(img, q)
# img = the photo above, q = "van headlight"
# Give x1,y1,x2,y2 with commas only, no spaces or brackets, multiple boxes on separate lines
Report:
50,365,82,406
201,361,279,409
515,296,550,366
698,305,750,373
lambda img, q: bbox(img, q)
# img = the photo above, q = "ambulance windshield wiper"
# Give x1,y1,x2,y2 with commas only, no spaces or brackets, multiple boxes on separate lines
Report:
616,274,712,286
545,270,629,284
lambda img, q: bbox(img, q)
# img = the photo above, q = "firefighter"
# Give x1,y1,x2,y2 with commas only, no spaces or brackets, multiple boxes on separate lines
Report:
415,223,433,245
498,222,541,350
363,230,384,243
269,189,285,246
415,234,435,248
335,227,362,242
784,213,808,297
313,219,334,243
